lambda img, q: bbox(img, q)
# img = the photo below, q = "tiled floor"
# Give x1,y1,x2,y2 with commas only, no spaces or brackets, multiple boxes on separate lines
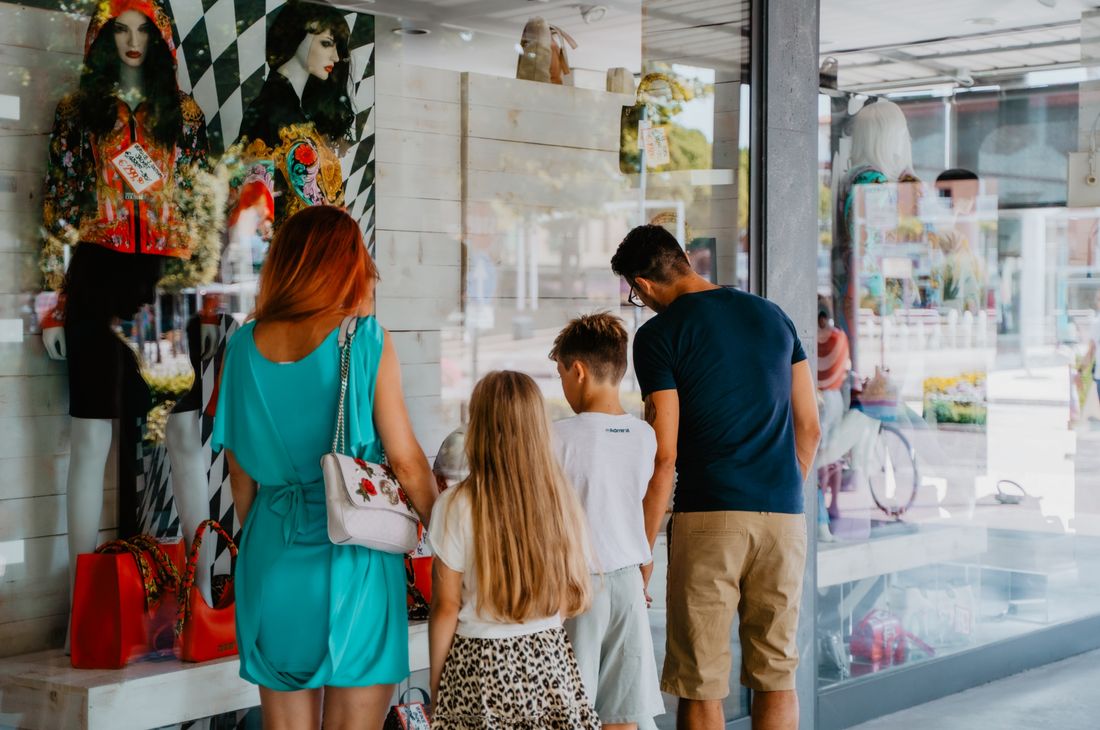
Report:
850,649,1100,729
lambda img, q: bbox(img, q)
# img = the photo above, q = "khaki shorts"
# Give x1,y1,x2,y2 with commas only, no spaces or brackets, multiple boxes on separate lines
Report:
662,511,807,699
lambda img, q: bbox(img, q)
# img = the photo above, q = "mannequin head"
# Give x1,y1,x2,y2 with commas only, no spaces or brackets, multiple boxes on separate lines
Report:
849,99,913,182
286,28,341,82
79,0,181,145
267,0,354,141
113,9,151,68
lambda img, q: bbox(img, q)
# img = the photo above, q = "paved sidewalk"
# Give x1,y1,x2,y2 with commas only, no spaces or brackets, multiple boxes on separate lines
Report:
851,650,1100,729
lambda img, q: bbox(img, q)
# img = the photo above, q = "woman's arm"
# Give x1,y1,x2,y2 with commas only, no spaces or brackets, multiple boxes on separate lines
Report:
428,559,462,700
373,331,437,527
226,450,258,523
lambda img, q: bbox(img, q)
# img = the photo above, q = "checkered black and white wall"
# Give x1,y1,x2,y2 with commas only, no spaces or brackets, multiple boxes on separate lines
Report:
135,0,375,580
168,0,376,239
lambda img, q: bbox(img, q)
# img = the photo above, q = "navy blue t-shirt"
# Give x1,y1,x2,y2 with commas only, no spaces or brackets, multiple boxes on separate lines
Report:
633,287,807,514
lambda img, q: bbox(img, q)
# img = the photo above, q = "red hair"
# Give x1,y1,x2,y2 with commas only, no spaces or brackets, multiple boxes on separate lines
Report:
253,206,377,323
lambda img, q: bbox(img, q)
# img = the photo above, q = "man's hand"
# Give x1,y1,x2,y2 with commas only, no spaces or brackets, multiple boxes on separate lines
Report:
640,561,654,607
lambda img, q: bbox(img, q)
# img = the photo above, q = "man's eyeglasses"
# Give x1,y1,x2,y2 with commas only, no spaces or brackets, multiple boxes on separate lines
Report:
627,280,646,308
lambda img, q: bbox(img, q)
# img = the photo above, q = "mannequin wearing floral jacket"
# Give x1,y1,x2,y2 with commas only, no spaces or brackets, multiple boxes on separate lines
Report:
39,0,216,617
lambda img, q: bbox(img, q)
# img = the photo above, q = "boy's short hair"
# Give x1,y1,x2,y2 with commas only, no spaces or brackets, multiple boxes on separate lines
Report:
549,312,629,383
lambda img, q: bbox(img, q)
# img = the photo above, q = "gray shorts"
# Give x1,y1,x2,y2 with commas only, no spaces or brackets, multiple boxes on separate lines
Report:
565,566,664,725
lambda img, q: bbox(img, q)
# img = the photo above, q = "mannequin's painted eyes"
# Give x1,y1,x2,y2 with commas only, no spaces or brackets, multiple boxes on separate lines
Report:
320,39,335,49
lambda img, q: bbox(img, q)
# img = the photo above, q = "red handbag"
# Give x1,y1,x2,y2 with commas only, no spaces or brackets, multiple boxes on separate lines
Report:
407,524,432,620
70,535,184,669
850,609,935,674
176,520,238,662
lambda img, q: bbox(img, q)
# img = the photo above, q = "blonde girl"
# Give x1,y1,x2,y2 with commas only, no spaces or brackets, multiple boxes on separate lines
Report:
428,370,600,729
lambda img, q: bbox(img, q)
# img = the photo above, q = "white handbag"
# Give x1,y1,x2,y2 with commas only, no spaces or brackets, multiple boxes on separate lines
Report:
322,317,420,553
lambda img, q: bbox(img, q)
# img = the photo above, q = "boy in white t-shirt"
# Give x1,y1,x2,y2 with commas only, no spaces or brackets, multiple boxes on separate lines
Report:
550,312,664,730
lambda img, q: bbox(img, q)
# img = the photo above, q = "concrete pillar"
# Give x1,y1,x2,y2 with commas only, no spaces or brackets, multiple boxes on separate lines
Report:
755,1,821,728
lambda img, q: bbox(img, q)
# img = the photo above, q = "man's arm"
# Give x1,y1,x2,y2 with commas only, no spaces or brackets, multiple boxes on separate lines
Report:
791,359,822,480
643,389,679,548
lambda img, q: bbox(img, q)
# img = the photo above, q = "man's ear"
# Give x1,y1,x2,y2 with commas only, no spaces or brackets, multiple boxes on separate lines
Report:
572,358,588,383
635,276,658,298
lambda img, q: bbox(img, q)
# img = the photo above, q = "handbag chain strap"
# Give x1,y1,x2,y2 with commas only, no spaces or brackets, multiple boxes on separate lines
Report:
332,316,358,456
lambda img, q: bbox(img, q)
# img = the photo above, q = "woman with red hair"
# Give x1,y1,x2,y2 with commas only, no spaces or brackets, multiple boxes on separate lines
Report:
213,206,437,728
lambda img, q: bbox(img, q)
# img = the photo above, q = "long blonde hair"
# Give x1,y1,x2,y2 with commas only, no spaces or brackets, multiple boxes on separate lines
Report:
460,370,591,622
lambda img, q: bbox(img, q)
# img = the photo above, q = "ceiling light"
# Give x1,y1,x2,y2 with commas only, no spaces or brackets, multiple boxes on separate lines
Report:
458,30,474,42
392,27,431,36
580,4,608,23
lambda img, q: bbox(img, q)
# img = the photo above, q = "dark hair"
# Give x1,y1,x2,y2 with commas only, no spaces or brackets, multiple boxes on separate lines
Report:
549,312,629,383
610,224,691,284
935,168,979,201
267,0,355,141
78,16,182,147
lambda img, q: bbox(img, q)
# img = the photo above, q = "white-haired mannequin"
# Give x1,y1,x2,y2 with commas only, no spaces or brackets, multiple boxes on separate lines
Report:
832,99,917,368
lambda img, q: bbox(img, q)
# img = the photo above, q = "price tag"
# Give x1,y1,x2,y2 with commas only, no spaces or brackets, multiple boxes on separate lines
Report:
640,120,671,168
111,142,164,194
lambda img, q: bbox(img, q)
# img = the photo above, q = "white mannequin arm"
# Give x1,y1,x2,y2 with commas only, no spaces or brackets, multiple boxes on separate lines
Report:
200,323,219,360
43,327,67,361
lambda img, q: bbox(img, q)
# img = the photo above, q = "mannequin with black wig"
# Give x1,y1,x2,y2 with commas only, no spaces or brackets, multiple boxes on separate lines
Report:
239,0,355,145
40,0,217,626
233,0,356,231
77,14,183,146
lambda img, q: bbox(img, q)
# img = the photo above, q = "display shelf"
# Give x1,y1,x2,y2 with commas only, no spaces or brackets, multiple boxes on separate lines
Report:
818,525,988,588
0,622,428,730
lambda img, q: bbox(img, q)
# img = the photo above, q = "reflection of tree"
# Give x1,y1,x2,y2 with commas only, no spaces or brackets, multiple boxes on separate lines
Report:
620,66,714,175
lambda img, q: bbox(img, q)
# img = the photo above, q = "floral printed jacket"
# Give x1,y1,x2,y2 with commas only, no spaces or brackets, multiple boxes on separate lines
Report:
42,92,209,263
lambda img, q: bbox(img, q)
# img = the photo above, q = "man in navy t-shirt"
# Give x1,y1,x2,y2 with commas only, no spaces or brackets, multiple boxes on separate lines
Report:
611,225,821,730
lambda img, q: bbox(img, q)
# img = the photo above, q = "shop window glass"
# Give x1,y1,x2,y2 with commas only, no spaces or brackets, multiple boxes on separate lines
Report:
380,2,753,722
0,0,752,727
817,1,1100,693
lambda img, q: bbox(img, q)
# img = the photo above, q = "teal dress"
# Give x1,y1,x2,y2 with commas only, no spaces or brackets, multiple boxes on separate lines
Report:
212,317,408,690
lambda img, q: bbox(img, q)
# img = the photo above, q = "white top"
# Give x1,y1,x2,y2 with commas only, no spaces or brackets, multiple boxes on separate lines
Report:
427,486,562,639
553,412,657,573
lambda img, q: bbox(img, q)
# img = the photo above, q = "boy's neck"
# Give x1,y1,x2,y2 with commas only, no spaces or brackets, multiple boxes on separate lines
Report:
578,384,627,416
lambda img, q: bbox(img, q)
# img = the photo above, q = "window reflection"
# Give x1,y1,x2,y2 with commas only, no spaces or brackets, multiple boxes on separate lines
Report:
815,12,1100,685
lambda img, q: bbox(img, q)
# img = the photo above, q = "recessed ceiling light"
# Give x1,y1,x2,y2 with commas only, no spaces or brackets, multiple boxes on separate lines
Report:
580,4,608,23
392,27,431,36
966,17,997,26
458,30,474,42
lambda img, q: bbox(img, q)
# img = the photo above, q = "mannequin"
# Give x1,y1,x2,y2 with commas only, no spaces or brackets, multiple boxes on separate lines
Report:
233,0,355,234
39,0,215,617
832,99,918,370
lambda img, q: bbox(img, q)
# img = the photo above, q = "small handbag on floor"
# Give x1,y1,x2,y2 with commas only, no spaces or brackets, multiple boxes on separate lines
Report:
176,519,238,662
322,316,420,554
384,688,431,730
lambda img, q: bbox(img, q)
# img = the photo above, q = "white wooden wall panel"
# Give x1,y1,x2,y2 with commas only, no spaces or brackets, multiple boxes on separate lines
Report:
0,454,68,501
0,6,93,660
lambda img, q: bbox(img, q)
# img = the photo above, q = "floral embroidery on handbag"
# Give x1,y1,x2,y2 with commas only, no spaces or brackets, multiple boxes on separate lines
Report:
358,478,377,501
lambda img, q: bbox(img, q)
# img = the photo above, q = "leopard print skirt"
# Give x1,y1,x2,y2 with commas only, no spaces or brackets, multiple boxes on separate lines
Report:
432,627,601,729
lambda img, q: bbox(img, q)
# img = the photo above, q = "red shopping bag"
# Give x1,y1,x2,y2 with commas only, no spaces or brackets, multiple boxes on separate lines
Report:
70,536,184,669
176,520,238,662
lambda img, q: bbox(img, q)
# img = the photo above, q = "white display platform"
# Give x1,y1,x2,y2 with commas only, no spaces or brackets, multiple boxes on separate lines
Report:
0,622,428,730
818,525,989,588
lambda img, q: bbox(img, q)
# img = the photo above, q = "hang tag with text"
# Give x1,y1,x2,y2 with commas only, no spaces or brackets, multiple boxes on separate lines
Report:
112,142,164,194
639,120,671,168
